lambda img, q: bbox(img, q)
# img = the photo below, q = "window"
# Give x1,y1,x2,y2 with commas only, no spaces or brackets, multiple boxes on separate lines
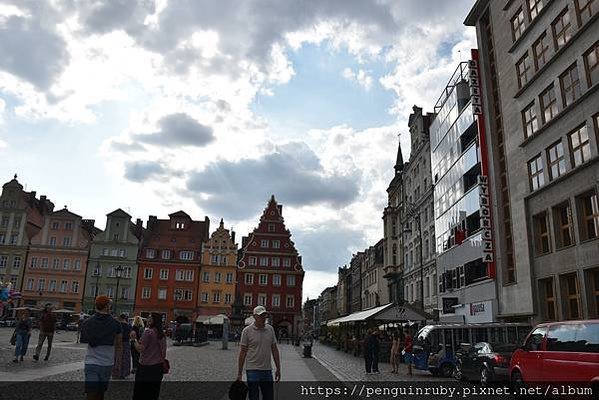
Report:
272,294,280,308
575,0,595,26
562,273,581,319
146,249,155,259
0,234,4,244
248,256,257,266
49,237,56,247
213,292,221,303
578,189,599,240
144,268,153,279
211,255,219,265
26,278,34,290
553,202,574,248
30,257,37,269
286,295,294,308
13,219,20,229
283,258,291,268
272,240,280,249
226,272,233,283
12,256,21,269
546,140,566,180
533,33,550,71
528,154,545,191
540,278,557,320
201,292,208,303
120,287,129,299
179,251,194,260
259,257,268,267
10,234,17,245
61,259,69,270
74,260,81,270
203,271,210,283
176,269,185,281
142,287,151,299
560,63,582,108
268,223,275,232
64,222,72,230
259,274,267,285
540,84,558,123
110,248,118,257
516,53,533,89
60,280,68,293
215,272,222,283
160,269,168,280
590,269,599,316
41,258,48,269
522,102,538,138
220,255,227,265
528,0,544,19
533,212,551,255
273,274,281,286
161,250,171,259
464,258,488,284
50,221,59,230
49,280,56,292
158,288,167,300
224,293,232,304
245,273,254,285
260,239,268,248
63,237,71,247
185,270,193,281
584,41,599,86
271,257,280,267
287,275,296,287
0,255,6,268
524,327,547,351
258,293,266,306
511,8,526,41
243,294,252,306
72,281,79,294
37,279,45,291
552,8,572,49
569,124,591,167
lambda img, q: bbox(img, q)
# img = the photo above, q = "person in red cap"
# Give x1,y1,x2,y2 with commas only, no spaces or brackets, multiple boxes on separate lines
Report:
237,305,281,400
80,296,123,400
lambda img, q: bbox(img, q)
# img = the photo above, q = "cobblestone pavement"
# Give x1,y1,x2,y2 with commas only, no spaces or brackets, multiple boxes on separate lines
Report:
310,341,451,382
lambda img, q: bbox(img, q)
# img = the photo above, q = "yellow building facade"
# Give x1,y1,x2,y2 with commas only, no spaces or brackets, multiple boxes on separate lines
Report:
197,219,238,317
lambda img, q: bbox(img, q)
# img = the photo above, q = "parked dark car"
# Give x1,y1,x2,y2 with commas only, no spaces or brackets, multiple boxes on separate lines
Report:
455,342,517,386
510,320,599,395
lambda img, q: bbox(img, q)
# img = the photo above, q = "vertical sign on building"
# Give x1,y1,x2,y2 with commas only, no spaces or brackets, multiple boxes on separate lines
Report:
470,49,496,278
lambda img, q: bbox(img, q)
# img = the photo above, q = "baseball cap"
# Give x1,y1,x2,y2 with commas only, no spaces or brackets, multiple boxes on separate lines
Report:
253,305,267,316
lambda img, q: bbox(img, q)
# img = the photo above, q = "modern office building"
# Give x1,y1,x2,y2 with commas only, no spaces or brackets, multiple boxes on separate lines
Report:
466,0,599,322
430,60,499,323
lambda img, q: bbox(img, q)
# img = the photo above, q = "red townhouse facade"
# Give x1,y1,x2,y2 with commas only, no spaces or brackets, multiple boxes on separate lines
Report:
134,211,209,322
237,196,304,337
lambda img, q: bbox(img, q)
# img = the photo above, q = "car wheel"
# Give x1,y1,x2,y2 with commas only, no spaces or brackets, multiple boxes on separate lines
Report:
480,367,490,387
511,370,526,398
440,362,454,378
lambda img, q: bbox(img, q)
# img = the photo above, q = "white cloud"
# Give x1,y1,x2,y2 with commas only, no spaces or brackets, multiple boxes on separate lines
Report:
342,67,374,91
302,270,338,302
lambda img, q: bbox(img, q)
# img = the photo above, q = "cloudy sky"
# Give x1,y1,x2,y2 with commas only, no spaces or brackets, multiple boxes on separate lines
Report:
0,0,476,301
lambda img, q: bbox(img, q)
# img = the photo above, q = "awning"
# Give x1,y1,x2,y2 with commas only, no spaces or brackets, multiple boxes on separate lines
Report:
52,309,75,314
195,314,229,325
326,302,431,326
327,303,393,326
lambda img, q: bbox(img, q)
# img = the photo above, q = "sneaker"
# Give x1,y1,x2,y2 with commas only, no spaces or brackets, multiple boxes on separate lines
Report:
12,359,18,363
44,356,49,361
33,354,39,361
374,371,380,374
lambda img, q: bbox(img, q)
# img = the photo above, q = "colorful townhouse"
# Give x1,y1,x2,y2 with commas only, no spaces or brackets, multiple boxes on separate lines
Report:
0,176,54,304
135,211,210,322
22,207,99,312
237,196,305,337
197,219,238,318
83,209,143,315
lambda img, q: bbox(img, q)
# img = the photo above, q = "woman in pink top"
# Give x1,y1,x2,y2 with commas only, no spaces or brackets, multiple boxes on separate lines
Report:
131,313,167,400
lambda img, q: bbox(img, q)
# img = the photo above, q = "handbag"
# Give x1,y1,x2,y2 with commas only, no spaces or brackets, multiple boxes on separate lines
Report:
10,330,16,346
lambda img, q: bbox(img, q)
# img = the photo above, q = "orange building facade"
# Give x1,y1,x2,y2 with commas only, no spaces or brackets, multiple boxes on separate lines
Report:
22,208,98,312
134,211,209,322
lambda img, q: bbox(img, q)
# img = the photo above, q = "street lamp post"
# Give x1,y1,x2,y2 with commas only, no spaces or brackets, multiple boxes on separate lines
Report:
114,265,123,315
94,262,101,307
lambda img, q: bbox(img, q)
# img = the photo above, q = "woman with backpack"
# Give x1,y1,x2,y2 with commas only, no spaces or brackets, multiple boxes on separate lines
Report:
131,313,167,400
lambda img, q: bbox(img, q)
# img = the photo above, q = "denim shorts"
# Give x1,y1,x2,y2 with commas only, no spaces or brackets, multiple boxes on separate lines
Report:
404,352,413,364
84,364,113,393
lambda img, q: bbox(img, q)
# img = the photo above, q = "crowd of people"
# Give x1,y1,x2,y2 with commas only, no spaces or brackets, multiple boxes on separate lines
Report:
363,327,414,376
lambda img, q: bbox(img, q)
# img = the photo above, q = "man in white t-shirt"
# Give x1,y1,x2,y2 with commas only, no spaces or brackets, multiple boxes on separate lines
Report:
237,306,281,400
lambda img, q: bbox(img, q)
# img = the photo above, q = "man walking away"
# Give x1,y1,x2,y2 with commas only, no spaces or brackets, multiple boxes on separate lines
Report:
237,306,281,400
364,330,380,374
80,296,122,400
34,304,56,361
363,330,373,374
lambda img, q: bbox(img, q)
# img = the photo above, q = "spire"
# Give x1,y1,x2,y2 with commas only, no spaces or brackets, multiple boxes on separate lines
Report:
394,133,404,174
219,218,224,229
